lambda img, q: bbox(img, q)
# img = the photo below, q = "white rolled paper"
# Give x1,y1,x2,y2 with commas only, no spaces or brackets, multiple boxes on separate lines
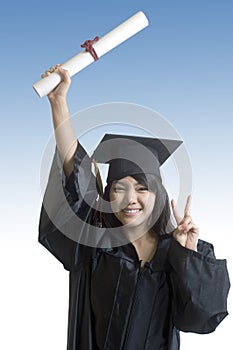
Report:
33,11,149,97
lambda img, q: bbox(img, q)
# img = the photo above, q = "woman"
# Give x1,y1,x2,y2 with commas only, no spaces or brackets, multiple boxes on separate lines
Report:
39,66,230,350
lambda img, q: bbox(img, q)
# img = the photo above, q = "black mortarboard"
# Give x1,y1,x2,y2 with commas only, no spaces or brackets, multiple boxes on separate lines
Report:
91,134,183,184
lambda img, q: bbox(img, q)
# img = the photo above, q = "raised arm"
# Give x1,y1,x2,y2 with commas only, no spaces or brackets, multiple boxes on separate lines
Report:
42,64,77,178
39,67,100,269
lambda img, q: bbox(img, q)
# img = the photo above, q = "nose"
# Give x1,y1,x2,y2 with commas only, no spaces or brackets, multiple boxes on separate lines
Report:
125,188,137,205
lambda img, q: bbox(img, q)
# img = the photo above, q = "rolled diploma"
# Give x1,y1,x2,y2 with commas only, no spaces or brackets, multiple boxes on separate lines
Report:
33,11,149,97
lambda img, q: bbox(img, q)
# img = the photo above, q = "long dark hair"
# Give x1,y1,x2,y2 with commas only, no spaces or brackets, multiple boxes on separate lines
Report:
101,173,175,236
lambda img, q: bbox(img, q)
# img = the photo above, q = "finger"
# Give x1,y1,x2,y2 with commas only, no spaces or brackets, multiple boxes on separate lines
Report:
173,229,187,247
49,66,56,72
44,70,51,77
178,221,199,235
188,222,199,235
177,216,191,231
171,199,182,224
179,215,192,226
57,66,68,74
178,223,191,234
41,68,53,79
184,194,192,217
57,66,71,83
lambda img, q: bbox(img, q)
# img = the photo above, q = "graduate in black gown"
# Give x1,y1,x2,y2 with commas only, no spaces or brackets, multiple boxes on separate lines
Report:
39,66,230,350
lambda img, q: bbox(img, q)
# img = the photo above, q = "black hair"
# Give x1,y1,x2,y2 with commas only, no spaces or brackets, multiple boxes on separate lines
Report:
101,173,175,236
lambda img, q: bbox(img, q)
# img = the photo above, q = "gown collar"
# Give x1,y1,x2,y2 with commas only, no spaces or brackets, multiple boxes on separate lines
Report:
102,234,172,273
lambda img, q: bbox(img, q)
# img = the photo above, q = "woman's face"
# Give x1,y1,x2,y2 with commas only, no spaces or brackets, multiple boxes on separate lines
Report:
109,176,156,228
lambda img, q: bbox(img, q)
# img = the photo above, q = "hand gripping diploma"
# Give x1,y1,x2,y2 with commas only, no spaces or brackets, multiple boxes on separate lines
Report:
171,195,199,251
41,64,71,101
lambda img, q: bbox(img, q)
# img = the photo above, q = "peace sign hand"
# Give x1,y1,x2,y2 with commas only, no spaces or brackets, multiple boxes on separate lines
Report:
171,195,199,252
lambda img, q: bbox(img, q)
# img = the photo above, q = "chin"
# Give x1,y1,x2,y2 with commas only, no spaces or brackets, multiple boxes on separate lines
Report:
120,218,149,229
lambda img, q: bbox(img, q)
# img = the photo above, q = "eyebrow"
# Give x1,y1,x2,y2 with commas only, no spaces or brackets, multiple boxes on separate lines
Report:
114,181,126,185
115,180,140,186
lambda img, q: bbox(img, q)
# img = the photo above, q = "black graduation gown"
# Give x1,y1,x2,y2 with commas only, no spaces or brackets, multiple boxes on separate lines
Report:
39,144,230,350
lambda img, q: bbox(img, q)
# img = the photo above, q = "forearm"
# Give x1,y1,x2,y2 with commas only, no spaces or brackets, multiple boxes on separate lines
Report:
50,97,78,178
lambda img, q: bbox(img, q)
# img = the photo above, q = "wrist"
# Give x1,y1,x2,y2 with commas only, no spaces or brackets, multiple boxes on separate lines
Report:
49,95,67,108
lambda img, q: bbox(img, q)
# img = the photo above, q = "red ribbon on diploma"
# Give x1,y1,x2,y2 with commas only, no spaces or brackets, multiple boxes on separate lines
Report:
81,36,100,61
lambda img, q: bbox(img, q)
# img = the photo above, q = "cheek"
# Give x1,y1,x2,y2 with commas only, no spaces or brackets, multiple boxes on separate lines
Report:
109,192,122,212
109,190,117,205
144,193,156,213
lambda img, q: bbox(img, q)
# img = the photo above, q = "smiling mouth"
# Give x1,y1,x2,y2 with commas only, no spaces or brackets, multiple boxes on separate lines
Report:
121,209,142,215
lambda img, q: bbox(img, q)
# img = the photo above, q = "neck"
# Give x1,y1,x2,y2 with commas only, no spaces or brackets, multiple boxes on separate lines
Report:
131,229,158,267
122,224,156,243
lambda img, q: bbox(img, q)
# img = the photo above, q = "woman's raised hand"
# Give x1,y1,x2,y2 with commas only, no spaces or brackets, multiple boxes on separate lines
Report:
41,64,71,103
171,195,199,251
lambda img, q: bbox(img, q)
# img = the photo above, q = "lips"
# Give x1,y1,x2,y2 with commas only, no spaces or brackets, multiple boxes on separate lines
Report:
121,208,142,216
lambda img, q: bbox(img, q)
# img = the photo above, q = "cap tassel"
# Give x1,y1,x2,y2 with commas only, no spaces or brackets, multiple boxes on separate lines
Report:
92,159,103,228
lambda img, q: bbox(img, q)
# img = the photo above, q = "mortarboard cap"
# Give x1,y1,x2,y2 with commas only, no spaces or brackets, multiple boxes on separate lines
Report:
91,134,183,184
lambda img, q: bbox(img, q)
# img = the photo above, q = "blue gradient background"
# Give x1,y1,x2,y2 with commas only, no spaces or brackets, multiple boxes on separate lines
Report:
0,1,232,349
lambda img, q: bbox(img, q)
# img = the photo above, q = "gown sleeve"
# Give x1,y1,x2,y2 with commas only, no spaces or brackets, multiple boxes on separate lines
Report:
38,142,98,271
168,237,230,334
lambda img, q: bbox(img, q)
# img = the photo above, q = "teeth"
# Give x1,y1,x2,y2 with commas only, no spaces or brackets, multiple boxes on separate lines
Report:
122,209,141,213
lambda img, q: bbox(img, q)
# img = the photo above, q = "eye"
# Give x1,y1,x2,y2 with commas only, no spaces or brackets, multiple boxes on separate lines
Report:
138,186,148,192
113,186,125,192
